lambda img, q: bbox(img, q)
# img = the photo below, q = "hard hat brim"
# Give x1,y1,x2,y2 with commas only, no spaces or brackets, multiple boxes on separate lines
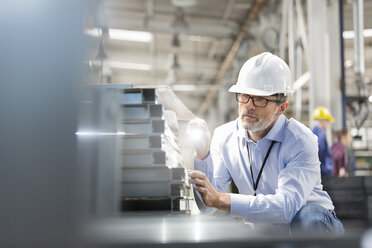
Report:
229,85,285,96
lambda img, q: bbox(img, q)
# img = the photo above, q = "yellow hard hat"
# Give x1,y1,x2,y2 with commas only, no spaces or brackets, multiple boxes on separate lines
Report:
313,106,334,123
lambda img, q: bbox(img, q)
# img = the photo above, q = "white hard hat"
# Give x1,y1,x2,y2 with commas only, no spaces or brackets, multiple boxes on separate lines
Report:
229,52,293,96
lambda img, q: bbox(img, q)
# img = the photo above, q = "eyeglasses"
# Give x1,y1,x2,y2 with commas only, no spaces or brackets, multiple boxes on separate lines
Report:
236,93,282,107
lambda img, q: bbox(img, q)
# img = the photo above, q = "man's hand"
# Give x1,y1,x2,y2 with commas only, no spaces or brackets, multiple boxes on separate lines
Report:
187,118,211,160
339,167,348,177
188,170,230,212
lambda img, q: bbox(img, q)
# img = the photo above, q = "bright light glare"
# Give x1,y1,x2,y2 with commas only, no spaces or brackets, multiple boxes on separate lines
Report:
343,28,372,39
84,28,101,37
109,28,153,42
89,60,152,71
351,128,358,137
75,131,126,136
194,216,201,242
190,128,204,142
369,95,372,103
84,28,153,42
161,218,167,243
109,61,152,71
344,59,353,68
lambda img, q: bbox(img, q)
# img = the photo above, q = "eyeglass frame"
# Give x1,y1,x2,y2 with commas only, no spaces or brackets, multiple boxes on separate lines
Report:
235,93,283,107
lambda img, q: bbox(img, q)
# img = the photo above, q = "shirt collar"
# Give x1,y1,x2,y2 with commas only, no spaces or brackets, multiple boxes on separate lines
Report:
236,114,287,143
264,114,286,142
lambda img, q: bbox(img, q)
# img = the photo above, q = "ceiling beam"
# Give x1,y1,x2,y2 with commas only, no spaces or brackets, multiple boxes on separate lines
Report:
197,0,269,116
106,9,238,39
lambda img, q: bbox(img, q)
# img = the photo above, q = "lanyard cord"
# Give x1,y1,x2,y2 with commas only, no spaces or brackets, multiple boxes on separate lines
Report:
247,140,275,196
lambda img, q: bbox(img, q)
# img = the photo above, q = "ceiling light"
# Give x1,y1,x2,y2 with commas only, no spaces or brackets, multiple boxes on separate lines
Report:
109,28,153,42
76,131,126,136
344,59,353,68
89,60,152,71
109,61,152,70
343,28,372,39
171,0,196,7
85,28,101,37
171,84,197,91
84,28,153,42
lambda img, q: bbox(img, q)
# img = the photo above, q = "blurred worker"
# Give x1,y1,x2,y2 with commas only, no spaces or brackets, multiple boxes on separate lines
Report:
188,52,343,234
332,128,356,177
311,107,334,177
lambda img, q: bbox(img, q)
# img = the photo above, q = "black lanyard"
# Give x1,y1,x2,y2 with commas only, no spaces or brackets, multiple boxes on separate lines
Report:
247,140,275,196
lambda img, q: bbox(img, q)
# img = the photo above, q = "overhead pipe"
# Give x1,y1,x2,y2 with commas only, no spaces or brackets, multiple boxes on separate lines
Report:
197,0,269,116
348,0,369,130
339,0,346,128
353,0,365,76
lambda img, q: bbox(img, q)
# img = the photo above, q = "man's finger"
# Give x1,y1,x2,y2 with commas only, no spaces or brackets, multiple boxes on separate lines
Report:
189,178,207,187
194,186,207,194
188,170,207,180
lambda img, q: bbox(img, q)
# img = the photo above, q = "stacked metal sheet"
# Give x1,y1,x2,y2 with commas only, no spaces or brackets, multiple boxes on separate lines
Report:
121,88,189,212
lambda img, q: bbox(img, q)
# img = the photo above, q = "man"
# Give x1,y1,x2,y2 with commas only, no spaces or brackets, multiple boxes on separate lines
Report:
188,52,344,234
312,106,334,177
332,128,355,177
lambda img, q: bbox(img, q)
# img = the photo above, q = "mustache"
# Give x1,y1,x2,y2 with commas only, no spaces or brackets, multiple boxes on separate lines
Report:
240,110,259,118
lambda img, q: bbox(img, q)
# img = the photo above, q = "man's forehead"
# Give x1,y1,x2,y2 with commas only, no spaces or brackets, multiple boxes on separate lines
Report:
239,93,277,98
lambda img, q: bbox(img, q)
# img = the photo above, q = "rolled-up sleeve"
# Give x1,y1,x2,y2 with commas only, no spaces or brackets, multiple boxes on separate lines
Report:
193,128,232,212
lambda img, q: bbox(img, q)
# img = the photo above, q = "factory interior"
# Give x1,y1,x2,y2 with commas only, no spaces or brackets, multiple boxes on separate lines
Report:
3,0,372,247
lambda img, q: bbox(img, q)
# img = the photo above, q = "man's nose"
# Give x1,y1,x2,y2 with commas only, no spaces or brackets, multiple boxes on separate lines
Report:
244,97,255,108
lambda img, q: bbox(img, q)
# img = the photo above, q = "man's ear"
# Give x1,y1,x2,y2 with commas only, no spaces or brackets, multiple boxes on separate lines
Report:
278,101,289,115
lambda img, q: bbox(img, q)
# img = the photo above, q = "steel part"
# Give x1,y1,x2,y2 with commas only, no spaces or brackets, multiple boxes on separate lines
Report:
171,167,186,181
122,167,171,183
123,88,157,105
122,150,166,166
121,198,173,211
170,183,185,197
123,119,165,134
121,87,188,211
123,134,162,150
123,104,163,120
121,182,170,197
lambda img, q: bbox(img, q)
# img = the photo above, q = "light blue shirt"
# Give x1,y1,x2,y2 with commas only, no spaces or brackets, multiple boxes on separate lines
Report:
194,115,334,224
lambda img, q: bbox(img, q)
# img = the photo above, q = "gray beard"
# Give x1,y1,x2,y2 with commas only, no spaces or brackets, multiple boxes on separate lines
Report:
240,106,279,131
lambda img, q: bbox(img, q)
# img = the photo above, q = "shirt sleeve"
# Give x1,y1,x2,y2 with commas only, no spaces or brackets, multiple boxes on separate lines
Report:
193,128,232,213
230,134,320,224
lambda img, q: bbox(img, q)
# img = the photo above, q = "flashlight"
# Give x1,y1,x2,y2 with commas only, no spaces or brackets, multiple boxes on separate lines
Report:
190,126,204,142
